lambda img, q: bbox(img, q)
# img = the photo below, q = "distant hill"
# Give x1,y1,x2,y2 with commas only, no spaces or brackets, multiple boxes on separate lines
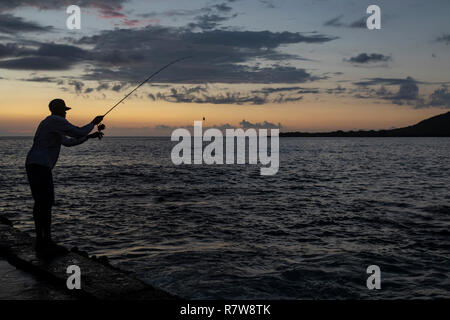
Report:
280,111,450,137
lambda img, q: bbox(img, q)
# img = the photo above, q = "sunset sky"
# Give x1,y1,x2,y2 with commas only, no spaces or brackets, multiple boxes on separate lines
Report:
0,0,449,136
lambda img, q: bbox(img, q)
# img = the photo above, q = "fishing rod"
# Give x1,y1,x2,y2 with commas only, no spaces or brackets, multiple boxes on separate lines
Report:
96,56,192,137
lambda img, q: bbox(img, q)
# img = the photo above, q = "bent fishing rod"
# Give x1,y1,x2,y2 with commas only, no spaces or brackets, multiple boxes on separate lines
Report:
96,56,192,136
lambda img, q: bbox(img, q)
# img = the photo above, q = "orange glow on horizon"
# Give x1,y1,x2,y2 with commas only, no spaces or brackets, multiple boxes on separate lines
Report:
0,80,446,135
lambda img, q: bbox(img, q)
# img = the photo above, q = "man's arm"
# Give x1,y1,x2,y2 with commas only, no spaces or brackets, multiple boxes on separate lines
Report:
61,132,104,147
54,116,103,138
61,135,89,147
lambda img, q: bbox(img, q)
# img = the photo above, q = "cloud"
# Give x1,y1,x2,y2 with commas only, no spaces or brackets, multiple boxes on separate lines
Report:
0,43,27,57
0,56,74,70
1,9,336,85
324,15,345,27
384,84,450,109
345,53,391,64
250,85,319,95
0,42,89,70
111,83,128,92
96,83,109,91
352,76,427,107
149,85,306,105
252,86,306,94
0,0,129,18
258,0,277,9
73,26,335,83
252,86,319,101
151,86,269,105
0,13,52,34
186,29,337,48
326,85,346,94
35,43,89,60
69,80,84,94
139,9,204,19
388,84,450,109
272,94,303,103
429,86,450,108
199,92,269,105
392,81,419,101
21,76,58,83
324,15,366,29
140,0,234,19
353,77,421,87
348,18,366,29
298,88,319,94
240,119,281,129
141,1,236,30
436,34,450,45
187,13,237,31
214,3,233,12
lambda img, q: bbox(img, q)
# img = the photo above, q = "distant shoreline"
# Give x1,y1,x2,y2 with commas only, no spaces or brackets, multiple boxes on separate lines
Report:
281,111,450,137
280,132,450,137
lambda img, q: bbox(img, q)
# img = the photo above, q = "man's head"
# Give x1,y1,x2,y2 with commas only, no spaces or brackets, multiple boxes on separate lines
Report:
49,99,71,118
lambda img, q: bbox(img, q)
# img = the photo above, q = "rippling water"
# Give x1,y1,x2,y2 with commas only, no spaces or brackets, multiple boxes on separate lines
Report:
0,137,449,299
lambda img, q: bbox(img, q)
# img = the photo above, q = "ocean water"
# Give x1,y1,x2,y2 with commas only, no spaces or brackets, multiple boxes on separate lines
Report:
0,136,449,299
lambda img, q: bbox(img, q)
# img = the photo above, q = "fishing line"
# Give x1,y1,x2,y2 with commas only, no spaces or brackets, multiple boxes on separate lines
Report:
103,56,192,117
95,56,192,137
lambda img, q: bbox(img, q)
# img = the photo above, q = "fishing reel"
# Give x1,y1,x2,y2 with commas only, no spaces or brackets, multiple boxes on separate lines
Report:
96,123,106,140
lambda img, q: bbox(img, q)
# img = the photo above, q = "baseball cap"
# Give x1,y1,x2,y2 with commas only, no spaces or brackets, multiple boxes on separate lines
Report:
49,99,71,113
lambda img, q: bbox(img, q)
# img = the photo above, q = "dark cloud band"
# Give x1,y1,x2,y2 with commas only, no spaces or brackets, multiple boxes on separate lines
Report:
0,14,52,34
345,53,391,64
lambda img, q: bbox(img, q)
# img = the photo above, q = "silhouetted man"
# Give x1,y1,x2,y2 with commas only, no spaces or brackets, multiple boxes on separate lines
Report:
25,98,104,252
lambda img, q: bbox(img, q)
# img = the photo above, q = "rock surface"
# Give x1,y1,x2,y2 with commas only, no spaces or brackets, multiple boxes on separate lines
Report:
0,221,178,300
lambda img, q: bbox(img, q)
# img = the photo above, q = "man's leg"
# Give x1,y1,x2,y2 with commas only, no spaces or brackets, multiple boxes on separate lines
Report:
42,203,53,243
41,168,54,243
26,164,54,247
32,203,44,243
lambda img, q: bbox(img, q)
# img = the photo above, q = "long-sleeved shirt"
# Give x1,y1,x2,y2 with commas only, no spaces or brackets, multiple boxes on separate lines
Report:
26,115,94,169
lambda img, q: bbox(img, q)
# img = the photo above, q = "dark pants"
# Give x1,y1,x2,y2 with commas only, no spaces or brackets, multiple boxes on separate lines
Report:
26,164,54,243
